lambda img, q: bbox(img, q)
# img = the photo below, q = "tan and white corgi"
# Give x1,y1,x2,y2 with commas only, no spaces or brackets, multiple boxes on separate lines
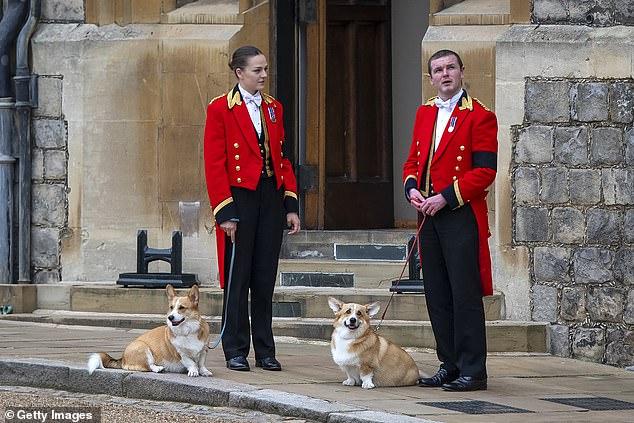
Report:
87,284,212,377
328,297,422,389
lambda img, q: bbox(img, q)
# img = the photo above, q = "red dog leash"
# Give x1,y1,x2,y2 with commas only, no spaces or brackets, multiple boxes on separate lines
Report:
375,214,426,332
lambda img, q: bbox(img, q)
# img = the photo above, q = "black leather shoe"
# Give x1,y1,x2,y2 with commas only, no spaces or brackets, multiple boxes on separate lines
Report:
226,356,250,371
442,376,487,391
255,357,282,371
419,368,459,387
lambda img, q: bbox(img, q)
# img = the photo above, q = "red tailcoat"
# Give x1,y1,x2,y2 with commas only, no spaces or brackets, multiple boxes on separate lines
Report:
204,86,298,287
402,91,498,296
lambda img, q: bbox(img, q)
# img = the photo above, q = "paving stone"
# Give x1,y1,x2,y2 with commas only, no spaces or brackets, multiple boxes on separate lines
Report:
591,127,623,165
330,411,432,423
229,389,361,423
554,126,589,166
587,287,625,323
0,359,70,391
573,248,614,284
552,207,584,244
125,372,250,407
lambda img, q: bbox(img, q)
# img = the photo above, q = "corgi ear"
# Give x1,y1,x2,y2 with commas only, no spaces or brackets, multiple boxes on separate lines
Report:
188,284,200,305
366,302,380,318
166,284,176,301
328,297,343,314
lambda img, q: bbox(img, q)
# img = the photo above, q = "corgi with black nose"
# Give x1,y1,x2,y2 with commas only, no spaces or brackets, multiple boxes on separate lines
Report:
87,284,211,377
328,297,422,389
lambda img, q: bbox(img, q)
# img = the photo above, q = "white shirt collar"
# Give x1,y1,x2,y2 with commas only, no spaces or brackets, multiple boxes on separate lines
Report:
438,88,464,107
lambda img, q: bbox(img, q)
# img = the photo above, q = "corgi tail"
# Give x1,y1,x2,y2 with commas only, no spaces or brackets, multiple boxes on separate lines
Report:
87,352,122,374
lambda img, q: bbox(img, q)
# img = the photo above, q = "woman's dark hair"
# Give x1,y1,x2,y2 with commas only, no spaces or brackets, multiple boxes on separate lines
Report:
427,49,463,75
229,45,264,76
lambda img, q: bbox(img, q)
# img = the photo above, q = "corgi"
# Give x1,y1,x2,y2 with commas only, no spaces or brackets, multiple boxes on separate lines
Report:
87,284,212,377
328,297,422,389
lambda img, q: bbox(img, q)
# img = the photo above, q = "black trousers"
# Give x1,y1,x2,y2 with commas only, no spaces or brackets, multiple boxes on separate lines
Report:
419,204,487,379
221,177,284,361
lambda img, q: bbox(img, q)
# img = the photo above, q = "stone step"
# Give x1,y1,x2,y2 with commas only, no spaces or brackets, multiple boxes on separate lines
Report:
277,259,413,289
0,310,548,353
280,229,416,260
56,284,503,321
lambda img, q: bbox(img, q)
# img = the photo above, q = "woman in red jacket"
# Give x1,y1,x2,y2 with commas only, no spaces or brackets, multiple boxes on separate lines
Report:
204,46,300,372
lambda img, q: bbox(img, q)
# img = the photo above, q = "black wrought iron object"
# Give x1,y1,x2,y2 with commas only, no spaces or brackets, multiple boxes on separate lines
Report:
117,230,198,288
389,234,425,294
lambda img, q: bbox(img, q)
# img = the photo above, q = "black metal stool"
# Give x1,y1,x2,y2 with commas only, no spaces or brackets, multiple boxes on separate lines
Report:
117,230,199,288
389,234,425,293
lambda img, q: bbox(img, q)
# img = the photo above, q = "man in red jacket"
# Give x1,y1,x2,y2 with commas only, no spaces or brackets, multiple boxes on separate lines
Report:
403,49,497,391
204,46,300,372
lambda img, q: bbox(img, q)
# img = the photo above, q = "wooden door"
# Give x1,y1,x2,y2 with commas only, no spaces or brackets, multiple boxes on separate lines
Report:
325,0,392,229
303,0,393,229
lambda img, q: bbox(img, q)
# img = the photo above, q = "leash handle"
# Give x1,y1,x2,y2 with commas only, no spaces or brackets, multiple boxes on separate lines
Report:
208,241,236,349
375,215,426,331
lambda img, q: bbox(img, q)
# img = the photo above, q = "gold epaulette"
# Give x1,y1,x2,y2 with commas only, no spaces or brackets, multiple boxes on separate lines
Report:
424,96,437,106
473,97,491,112
262,92,275,105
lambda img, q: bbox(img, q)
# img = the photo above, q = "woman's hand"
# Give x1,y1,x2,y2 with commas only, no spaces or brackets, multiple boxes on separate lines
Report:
220,221,237,243
286,213,301,235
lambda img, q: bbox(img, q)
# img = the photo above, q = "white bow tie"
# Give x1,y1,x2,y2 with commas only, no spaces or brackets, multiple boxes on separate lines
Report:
243,92,262,107
434,97,453,111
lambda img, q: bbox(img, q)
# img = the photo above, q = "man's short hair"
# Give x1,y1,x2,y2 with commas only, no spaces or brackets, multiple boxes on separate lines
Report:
427,49,463,75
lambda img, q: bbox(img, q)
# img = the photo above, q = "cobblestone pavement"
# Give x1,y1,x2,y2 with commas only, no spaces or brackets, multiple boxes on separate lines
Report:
0,386,316,423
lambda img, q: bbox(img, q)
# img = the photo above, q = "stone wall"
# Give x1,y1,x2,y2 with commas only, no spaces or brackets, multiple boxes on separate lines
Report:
31,76,68,283
28,2,81,283
511,78,634,366
533,0,634,26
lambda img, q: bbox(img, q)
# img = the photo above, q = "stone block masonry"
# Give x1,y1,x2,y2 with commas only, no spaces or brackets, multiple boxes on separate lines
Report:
512,77,634,367
31,75,68,284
